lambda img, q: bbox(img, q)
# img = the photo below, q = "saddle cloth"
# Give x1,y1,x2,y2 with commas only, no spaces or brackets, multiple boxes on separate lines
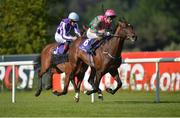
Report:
53,43,65,55
79,38,95,53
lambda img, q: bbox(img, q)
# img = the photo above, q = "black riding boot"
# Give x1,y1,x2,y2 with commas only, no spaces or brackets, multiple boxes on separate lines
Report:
63,42,70,54
88,40,102,55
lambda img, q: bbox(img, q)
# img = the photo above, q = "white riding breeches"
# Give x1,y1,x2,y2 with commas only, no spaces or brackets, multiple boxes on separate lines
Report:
86,28,99,39
55,32,66,44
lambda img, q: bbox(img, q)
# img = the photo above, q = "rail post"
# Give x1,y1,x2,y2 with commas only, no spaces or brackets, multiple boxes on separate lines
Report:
155,62,160,103
0,61,36,103
12,64,16,103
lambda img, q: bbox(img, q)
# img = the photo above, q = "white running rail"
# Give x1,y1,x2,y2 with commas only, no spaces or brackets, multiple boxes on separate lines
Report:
0,61,36,103
122,57,180,103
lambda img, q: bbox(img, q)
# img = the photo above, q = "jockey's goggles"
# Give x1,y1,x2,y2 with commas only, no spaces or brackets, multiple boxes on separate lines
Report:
71,20,77,23
109,16,116,20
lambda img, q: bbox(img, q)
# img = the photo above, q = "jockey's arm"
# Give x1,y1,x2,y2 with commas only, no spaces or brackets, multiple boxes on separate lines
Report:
74,23,81,37
89,17,106,36
89,17,101,33
61,22,74,41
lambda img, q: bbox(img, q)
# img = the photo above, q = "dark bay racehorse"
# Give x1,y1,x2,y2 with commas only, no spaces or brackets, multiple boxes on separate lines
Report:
67,19,137,96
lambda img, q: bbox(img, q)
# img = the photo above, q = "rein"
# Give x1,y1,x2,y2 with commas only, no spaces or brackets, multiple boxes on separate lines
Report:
102,32,131,62
101,32,122,61
112,34,120,38
103,51,121,62
100,23,128,62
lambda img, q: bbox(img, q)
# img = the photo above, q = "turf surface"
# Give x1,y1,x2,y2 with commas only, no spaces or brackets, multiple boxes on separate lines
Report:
0,90,180,117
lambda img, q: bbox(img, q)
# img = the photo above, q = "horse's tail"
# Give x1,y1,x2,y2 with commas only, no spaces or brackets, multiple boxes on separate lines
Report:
34,55,41,71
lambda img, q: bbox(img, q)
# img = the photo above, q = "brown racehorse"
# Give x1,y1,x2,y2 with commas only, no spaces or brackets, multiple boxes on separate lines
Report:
34,42,90,102
66,18,137,96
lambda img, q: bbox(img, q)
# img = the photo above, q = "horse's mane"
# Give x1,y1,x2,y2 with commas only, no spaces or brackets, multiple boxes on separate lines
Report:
113,23,119,34
81,25,88,38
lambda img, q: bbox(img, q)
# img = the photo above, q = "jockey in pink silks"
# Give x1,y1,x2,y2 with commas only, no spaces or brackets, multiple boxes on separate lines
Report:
54,12,81,55
86,9,117,55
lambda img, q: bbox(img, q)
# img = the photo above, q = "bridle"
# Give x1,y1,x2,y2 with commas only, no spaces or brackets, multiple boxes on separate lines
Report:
102,22,136,60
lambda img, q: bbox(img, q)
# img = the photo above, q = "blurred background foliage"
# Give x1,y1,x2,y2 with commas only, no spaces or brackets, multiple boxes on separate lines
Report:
0,0,179,54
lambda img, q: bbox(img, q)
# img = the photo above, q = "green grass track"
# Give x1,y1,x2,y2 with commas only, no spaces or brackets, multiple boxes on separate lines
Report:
0,90,180,117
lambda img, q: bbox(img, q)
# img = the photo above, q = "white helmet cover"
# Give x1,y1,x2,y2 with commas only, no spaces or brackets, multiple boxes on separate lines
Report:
68,12,79,21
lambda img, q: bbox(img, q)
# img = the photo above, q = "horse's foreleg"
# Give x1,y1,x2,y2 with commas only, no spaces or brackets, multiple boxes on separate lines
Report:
97,89,103,101
53,71,74,96
107,69,122,94
86,67,97,95
86,70,101,95
89,69,103,100
53,74,70,96
95,72,103,94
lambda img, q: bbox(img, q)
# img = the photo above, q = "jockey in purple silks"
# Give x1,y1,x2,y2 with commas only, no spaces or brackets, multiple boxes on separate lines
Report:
54,12,81,55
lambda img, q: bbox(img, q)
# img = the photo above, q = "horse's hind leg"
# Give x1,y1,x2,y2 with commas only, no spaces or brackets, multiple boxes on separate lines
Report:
107,69,122,94
73,75,82,102
35,62,51,96
35,69,45,97
73,68,87,102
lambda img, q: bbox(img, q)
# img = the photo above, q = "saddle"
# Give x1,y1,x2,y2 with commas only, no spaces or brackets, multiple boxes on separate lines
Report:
52,42,70,65
51,53,68,65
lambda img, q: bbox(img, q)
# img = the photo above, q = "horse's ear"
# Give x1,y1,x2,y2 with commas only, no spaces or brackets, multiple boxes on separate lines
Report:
118,17,126,27
119,17,126,22
118,17,128,27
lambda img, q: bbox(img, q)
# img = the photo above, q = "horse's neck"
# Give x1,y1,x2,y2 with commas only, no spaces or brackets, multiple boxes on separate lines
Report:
106,26,125,56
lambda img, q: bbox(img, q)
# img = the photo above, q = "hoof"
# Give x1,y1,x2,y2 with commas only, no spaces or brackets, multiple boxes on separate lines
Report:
74,96,80,103
98,95,103,101
106,88,115,94
35,90,41,97
45,85,52,90
86,91,91,95
86,90,97,95
53,91,61,96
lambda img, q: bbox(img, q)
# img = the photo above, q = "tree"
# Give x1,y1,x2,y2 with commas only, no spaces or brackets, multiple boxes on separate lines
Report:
1,0,179,54
125,0,180,51
45,0,66,41
0,0,47,54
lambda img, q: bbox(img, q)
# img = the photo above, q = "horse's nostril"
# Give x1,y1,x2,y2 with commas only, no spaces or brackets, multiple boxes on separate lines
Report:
132,35,137,40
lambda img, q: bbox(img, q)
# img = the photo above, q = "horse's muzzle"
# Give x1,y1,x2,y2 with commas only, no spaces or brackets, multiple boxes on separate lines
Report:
128,35,137,42
132,35,137,41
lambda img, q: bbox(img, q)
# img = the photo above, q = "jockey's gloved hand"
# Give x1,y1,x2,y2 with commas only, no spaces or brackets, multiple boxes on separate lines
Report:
105,32,111,36
66,39,72,43
72,36,77,41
